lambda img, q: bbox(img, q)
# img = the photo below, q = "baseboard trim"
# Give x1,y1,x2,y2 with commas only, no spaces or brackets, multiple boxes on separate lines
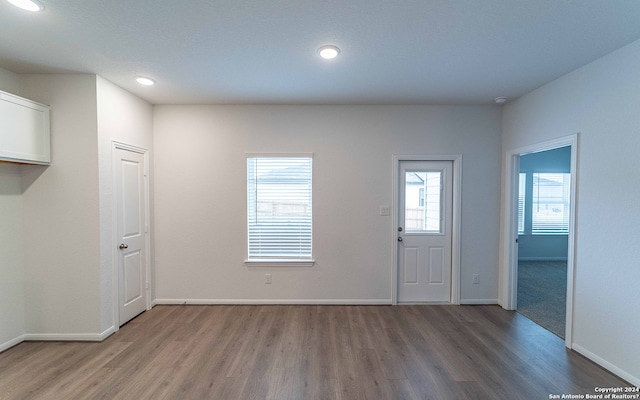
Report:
1,326,116,350
572,343,640,387
460,299,499,305
0,334,26,353
99,325,117,341
23,333,103,342
23,326,115,342
154,298,393,306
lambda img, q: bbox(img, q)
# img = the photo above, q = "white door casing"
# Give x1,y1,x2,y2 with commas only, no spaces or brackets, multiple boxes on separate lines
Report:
397,160,453,303
501,134,578,348
114,143,149,326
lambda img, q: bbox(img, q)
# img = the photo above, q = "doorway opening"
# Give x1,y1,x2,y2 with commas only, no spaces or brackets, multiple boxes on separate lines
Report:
516,146,571,338
501,134,578,348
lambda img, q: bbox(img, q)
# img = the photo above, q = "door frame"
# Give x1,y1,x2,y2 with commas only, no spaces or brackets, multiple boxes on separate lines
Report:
112,141,151,331
500,133,578,348
392,155,462,305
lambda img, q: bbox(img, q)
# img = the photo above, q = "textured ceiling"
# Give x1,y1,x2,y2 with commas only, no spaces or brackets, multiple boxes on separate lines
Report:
2,0,640,105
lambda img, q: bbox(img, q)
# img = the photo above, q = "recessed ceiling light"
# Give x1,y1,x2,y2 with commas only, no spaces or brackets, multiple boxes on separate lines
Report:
318,45,340,60
135,76,155,86
7,0,44,12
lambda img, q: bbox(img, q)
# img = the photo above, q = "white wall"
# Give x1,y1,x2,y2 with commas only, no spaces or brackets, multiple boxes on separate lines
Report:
0,73,153,344
0,164,24,350
154,105,501,304
501,39,640,385
0,67,20,94
0,67,25,351
96,76,153,332
0,163,24,349
19,74,102,337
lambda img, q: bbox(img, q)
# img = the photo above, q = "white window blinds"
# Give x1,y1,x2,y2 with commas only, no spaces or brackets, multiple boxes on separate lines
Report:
532,173,570,234
518,173,526,235
247,156,313,260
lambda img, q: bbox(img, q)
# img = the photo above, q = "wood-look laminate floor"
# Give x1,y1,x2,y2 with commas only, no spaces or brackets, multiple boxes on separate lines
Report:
0,305,629,400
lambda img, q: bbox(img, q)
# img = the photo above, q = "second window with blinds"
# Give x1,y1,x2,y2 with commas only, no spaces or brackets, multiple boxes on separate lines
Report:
518,172,571,235
245,155,314,266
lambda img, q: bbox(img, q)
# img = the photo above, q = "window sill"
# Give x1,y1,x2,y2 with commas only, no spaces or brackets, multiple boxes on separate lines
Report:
245,259,315,267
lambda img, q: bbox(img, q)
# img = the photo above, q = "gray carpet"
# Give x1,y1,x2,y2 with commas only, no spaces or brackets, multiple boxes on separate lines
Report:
517,260,567,338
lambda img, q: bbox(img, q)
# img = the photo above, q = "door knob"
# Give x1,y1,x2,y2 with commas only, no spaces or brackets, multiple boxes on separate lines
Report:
119,243,128,249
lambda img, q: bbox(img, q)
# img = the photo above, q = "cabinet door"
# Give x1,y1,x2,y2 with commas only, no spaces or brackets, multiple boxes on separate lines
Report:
0,90,50,165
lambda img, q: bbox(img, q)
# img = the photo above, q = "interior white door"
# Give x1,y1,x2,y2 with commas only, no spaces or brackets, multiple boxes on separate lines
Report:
114,146,148,325
397,160,453,303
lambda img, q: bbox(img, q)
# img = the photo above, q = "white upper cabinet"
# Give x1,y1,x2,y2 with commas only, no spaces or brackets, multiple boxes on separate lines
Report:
0,90,50,165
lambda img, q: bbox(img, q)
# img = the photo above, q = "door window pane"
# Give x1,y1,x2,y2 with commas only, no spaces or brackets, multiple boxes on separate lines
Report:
405,171,442,233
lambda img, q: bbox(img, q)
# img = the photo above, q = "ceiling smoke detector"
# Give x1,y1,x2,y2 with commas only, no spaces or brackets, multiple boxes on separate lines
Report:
494,96,508,104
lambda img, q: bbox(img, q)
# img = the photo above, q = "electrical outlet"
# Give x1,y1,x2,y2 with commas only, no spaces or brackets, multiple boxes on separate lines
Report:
265,274,272,284
472,274,480,284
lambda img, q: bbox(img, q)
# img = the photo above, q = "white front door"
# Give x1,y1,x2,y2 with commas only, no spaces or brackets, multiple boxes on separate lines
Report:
397,160,453,303
114,145,148,325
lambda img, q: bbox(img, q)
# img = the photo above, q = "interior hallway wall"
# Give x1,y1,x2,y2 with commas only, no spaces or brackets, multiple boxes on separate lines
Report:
19,74,102,337
0,67,26,350
500,38,640,385
96,76,154,333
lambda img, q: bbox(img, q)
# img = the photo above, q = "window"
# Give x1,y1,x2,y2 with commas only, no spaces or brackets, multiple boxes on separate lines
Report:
518,173,526,234
532,173,570,234
246,155,313,266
